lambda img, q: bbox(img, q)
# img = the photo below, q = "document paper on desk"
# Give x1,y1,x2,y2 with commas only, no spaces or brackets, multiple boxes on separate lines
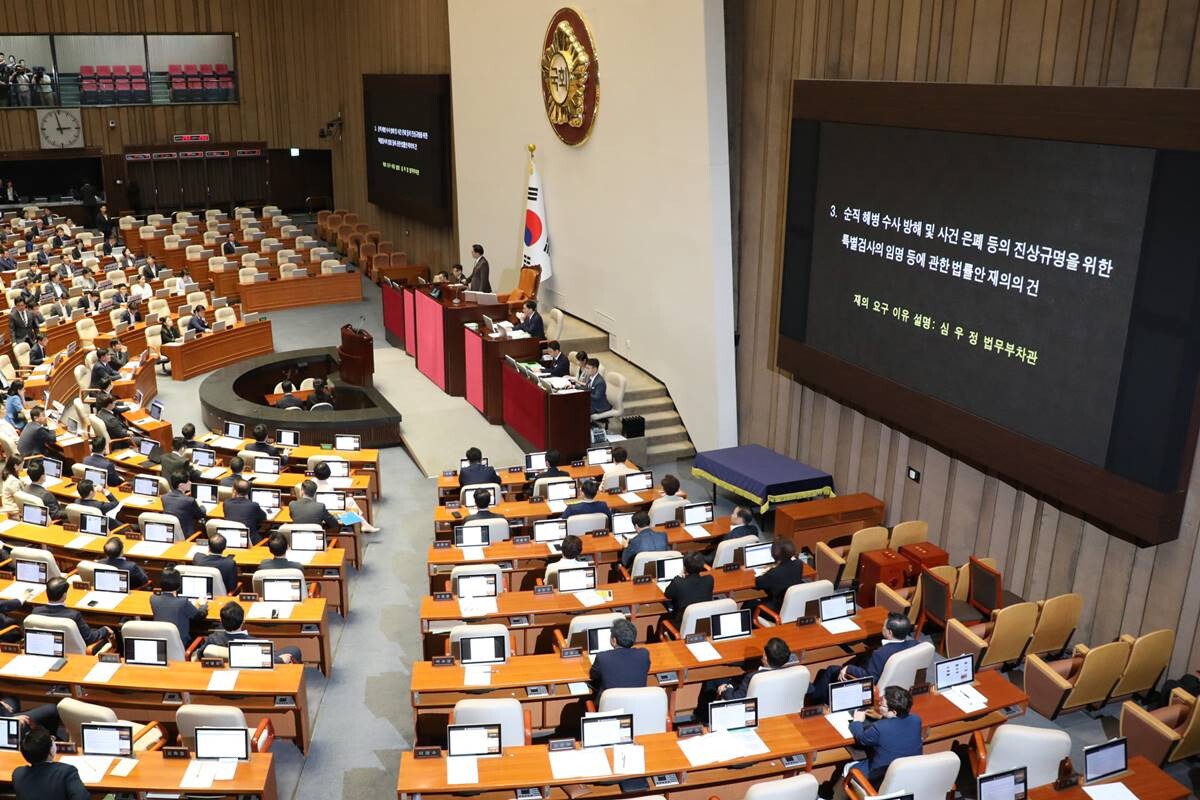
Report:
59,755,113,783
462,665,493,687
618,492,643,504
0,581,43,600
678,729,769,766
84,660,121,684
1081,784,1140,800
446,755,479,785
0,519,18,533
79,591,125,610
68,534,98,549
110,757,137,777
248,602,294,620
820,617,861,635
611,743,645,775
573,589,610,608
0,655,58,678
549,747,613,780
457,597,498,618
686,640,722,662
943,684,988,713
207,670,239,691
825,710,853,739
546,500,567,514
181,760,216,789
128,540,171,557
683,524,711,539
201,466,226,481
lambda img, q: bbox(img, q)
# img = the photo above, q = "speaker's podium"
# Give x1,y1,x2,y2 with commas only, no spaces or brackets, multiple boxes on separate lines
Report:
339,324,374,387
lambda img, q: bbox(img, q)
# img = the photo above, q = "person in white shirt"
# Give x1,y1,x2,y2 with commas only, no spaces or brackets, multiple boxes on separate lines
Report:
545,535,588,586
130,274,153,303
311,460,379,532
600,445,636,491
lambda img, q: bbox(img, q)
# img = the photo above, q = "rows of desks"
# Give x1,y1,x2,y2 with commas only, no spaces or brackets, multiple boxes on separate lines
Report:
162,318,275,381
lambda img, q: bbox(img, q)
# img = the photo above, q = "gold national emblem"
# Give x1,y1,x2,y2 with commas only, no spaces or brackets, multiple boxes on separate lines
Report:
541,8,599,146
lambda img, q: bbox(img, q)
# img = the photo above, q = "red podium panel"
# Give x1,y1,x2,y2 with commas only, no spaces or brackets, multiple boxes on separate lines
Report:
411,287,509,397
465,326,544,424
338,324,374,387
500,360,590,460
403,286,417,355
381,279,406,349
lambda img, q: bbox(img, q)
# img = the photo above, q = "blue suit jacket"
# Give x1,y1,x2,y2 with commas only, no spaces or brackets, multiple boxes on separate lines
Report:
589,645,650,697
460,462,500,487
545,352,570,377
83,453,121,486
517,311,545,339
848,713,923,782
588,374,612,414
847,638,923,681
560,499,611,521
621,527,669,569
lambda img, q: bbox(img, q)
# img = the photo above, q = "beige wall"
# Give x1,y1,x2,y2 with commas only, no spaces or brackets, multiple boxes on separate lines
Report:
733,0,1200,673
447,0,738,449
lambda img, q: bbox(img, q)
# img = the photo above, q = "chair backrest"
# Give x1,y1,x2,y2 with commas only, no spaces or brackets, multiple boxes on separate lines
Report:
630,550,684,580
24,613,86,654
565,512,609,535
57,697,118,745
776,579,835,623
452,699,526,748
679,598,737,638
918,568,954,629
1111,628,1174,700
545,308,564,340
844,525,890,581
238,266,258,284
138,511,185,541
187,290,207,307
148,298,170,317
176,704,246,750
447,623,510,659
954,556,997,602
598,687,668,736
985,724,1072,787
449,564,505,595
977,601,1039,669
459,482,501,506
564,612,626,649
603,371,626,414
531,476,574,498
876,752,961,800
252,567,307,598
1066,639,1132,708
11,546,62,578
65,503,104,527
459,516,510,544
876,640,936,690
744,774,820,800
648,495,687,526
12,341,30,368
747,665,812,719
121,620,186,662
215,306,237,326
1028,593,1083,657
177,564,229,598
146,324,163,349
889,520,928,550
76,317,98,342
712,534,760,568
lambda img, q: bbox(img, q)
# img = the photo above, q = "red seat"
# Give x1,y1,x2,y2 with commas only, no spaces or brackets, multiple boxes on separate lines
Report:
80,79,98,104
199,64,213,75
214,63,229,75
79,65,95,78
130,64,144,77
132,78,148,89
96,65,112,78
183,64,198,75
113,65,127,77
168,64,183,76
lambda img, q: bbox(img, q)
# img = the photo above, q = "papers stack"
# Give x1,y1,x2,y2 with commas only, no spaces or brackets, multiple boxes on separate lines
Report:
457,597,498,618
128,540,171,557
0,654,59,678
618,492,643,504
181,760,216,789
458,546,486,561
0,582,42,600
286,550,317,566
548,747,613,780
546,500,567,514
610,743,645,775
79,591,125,610
685,640,722,662
68,534,99,549
446,755,479,785
0,519,19,533
110,757,137,777
942,684,988,713
122,494,155,508
208,436,245,450
207,670,239,691
683,524,711,539
820,618,861,635
573,589,610,608
84,660,121,684
462,665,492,687
201,466,227,481
677,729,769,766
248,602,294,620
59,755,113,783
825,710,853,739
1082,785,1140,800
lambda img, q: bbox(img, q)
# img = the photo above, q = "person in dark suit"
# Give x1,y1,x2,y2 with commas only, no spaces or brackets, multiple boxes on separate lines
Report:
223,478,267,543
33,245,49,266
205,601,302,663
160,436,201,484
824,686,922,797
7,298,40,344
754,538,807,612
76,291,101,314
25,333,47,367
23,460,64,521
219,456,247,487
560,478,611,521
448,264,468,286
620,511,669,570
194,532,238,595
247,424,282,457
221,233,237,256
89,349,121,390
588,618,649,699
663,551,714,629
75,479,119,517
179,423,203,450
698,637,797,721
150,567,207,643
17,407,55,458
118,300,142,326
465,488,502,523
539,449,569,479
110,285,130,307
96,204,113,239
809,613,921,705
274,381,304,410
187,304,210,334
0,592,32,643
258,532,303,571
288,479,338,529
12,727,90,800
543,341,570,377
140,255,162,281
514,300,545,338
83,437,122,487
160,469,206,535
466,244,491,292
94,394,130,441
460,447,500,487
307,378,334,408
45,273,68,301
33,578,112,647
580,358,612,416
98,535,149,589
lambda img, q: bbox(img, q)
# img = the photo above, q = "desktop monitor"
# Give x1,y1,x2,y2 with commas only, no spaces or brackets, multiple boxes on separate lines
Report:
79,513,108,536
217,527,250,549
819,591,857,622
251,488,281,510
194,727,251,762
223,421,246,439
581,713,634,749
1084,738,1128,784
81,723,134,757
454,573,498,599
92,568,129,594
180,574,215,601
123,637,168,667
525,451,548,472
708,698,759,732
143,521,174,543
325,460,350,478
460,457,489,470
934,654,975,691
463,487,498,508
0,717,20,751
132,475,160,496
253,456,280,475
41,457,63,479
289,530,326,552
21,505,48,527
620,471,653,493
457,634,506,665
14,559,47,584
315,491,345,511
532,519,567,542
586,626,615,655
228,640,275,670
829,677,874,713
193,483,218,506
654,556,685,581
191,447,217,467
453,525,490,548
276,429,300,448
586,446,613,466
710,609,753,641
334,434,360,451
612,512,636,536
261,578,303,603
680,502,715,526
977,766,1028,800
24,628,64,658
148,400,165,420
446,723,502,757
137,437,157,456
545,481,578,502
741,542,775,569
556,566,597,592
82,466,108,488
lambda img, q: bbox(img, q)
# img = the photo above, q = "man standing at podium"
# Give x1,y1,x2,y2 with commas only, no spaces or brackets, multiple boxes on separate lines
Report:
467,244,491,293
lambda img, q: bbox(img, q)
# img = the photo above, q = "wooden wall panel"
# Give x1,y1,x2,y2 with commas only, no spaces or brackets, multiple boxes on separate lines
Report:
0,0,457,268
733,0,1200,672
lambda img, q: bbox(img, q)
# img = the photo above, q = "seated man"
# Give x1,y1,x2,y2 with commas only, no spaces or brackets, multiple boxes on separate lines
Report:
75,478,119,516
13,727,89,800
588,617,649,698
94,393,130,441
465,488,502,523
308,378,334,408
258,532,303,571
648,474,686,518
247,423,282,457
218,456,248,487
514,300,545,338
160,469,206,536
83,436,121,487
288,479,338,529
809,612,920,705
701,636,797,719
179,422,203,450
543,340,569,377
821,686,923,798
546,534,587,582
97,535,149,590
149,567,208,643
460,446,500,486
560,478,611,521
620,510,668,570
193,531,238,595
187,305,210,334
539,449,569,480
664,551,714,629
275,381,304,409
16,406,55,457
159,436,201,483
28,333,48,365
33,578,112,648
223,478,268,543
579,358,611,417
312,461,379,532
600,445,635,490
205,601,302,663
22,460,65,521
89,349,121,390
754,538,807,612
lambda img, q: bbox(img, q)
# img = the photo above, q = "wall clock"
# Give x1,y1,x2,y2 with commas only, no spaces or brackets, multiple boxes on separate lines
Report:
38,107,85,149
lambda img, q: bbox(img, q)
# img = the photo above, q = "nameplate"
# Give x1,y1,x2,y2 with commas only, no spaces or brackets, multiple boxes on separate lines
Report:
633,575,652,585
414,747,442,759
910,682,931,696
589,530,609,538
662,520,680,529
528,496,544,503
721,563,740,572
796,616,816,626
442,471,456,478
55,741,78,755
799,706,824,718
151,587,163,595
0,572,12,582
446,501,462,509
75,582,92,592
162,746,190,759
0,644,19,654
548,738,575,752
684,633,706,645
512,535,531,545
432,541,451,549
200,658,224,668
99,653,120,663
125,532,143,541
676,724,703,739
431,656,455,667
655,671,679,685
507,466,523,473
571,460,585,468
534,586,554,596
239,593,259,602
62,522,78,532
432,592,453,601
559,647,582,659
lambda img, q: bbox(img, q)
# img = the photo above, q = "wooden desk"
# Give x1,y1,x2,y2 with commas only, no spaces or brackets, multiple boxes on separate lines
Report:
435,462,620,504
432,490,658,539
162,319,275,381
412,286,508,396
464,324,543,424
397,669,1026,799
1028,757,1189,800
772,493,887,553
239,271,363,313
264,388,314,405
501,359,590,460
194,432,382,499
0,650,311,753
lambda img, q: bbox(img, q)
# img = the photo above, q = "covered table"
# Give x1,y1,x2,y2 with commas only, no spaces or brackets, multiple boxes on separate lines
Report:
692,444,835,511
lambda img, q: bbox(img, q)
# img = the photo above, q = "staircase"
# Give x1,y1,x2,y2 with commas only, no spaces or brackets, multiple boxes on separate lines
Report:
555,313,696,463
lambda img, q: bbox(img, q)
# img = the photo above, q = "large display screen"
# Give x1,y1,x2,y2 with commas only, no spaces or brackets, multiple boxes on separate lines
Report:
799,123,1153,466
361,74,452,224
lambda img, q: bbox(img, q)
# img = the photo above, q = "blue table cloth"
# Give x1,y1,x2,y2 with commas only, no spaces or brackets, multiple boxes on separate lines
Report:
692,444,835,511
